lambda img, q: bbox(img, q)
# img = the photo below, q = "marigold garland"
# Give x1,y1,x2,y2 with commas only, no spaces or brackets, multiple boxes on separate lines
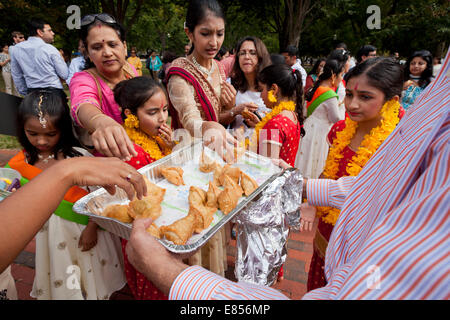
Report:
317,99,401,225
123,114,172,160
247,100,296,148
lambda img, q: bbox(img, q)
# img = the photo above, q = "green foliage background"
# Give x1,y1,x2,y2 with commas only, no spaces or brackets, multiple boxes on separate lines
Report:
0,0,448,58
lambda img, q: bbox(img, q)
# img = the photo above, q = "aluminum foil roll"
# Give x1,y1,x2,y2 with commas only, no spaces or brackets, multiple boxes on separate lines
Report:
234,168,303,286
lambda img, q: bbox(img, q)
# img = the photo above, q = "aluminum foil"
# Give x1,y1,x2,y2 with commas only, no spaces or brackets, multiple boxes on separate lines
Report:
234,168,303,286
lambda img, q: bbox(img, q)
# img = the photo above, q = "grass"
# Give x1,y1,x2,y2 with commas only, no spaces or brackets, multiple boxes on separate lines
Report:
0,134,21,149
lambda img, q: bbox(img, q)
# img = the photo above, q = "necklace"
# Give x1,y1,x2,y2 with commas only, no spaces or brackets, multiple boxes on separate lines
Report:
247,100,296,148
38,153,55,163
192,55,215,82
316,99,401,225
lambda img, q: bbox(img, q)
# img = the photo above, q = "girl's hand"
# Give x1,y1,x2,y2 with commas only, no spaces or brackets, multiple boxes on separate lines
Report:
90,114,137,161
271,158,292,169
299,203,316,232
220,81,237,110
202,121,237,163
158,123,175,148
78,221,98,252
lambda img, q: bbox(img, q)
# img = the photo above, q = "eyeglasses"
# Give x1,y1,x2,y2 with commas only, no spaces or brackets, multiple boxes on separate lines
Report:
237,50,257,58
81,13,117,27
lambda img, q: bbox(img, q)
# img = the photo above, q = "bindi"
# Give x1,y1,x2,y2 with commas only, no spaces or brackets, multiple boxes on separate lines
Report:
353,83,359,91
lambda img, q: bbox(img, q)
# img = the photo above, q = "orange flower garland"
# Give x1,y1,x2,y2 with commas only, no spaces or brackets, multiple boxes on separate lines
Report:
123,114,172,160
317,99,401,225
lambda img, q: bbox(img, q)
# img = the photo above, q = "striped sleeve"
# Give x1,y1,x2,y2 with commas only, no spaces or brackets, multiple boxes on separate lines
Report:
169,266,288,300
306,176,355,209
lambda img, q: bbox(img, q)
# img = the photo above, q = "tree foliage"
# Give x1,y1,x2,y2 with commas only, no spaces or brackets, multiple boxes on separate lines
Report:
0,0,447,59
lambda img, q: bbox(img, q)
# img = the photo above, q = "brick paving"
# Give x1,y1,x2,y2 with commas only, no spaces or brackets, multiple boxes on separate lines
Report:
1,149,317,300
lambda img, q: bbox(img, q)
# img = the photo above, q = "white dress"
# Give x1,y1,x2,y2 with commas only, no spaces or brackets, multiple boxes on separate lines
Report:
230,90,270,139
0,266,18,300
295,97,345,178
30,148,126,300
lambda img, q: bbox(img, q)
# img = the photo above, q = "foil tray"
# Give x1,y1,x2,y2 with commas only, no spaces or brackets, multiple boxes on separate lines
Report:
73,141,283,253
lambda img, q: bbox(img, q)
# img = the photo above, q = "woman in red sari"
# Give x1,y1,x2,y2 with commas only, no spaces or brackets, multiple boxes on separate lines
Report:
300,57,405,291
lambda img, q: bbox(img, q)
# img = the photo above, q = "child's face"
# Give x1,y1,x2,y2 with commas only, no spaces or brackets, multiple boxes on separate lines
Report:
409,57,427,77
24,116,60,153
136,89,169,137
345,75,386,124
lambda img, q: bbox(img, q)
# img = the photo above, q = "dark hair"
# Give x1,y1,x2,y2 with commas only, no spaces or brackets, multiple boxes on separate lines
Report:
257,64,305,136
27,19,48,37
281,45,298,57
231,36,271,92
162,51,177,64
79,14,126,69
308,58,326,76
114,76,166,120
356,45,377,63
404,50,433,88
17,91,82,165
328,49,350,65
270,54,286,65
344,57,404,102
335,42,348,50
305,58,346,102
185,0,225,55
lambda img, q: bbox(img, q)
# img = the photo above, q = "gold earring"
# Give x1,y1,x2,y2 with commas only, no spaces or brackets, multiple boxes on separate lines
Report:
268,90,277,103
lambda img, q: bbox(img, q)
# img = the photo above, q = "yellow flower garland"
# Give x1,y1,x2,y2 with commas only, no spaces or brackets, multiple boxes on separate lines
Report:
317,99,401,225
123,114,172,161
247,100,296,148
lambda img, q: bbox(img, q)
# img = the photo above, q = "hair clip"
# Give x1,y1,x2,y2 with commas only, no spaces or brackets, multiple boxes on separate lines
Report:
37,95,47,128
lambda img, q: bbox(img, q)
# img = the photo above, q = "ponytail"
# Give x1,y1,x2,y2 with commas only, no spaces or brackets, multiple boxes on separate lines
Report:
293,69,305,137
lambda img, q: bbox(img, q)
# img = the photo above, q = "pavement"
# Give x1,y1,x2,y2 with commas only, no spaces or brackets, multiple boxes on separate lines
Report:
1,148,317,300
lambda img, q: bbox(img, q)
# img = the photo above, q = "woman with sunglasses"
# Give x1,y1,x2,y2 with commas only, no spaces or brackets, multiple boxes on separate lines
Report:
69,13,138,161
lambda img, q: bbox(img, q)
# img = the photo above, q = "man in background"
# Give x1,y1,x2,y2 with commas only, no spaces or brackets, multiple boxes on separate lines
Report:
281,45,307,87
10,19,68,96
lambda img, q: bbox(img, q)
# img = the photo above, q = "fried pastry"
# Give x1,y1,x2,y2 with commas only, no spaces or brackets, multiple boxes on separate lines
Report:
189,205,216,233
188,186,207,207
160,213,197,245
199,151,216,173
161,167,185,186
218,164,241,185
218,186,240,215
144,177,166,203
146,223,161,239
103,204,133,223
206,181,221,208
128,198,162,220
212,162,223,186
240,171,259,196
222,174,243,198
241,107,254,120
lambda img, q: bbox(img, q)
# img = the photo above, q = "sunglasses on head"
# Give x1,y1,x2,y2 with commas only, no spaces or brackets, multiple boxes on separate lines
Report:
80,13,117,27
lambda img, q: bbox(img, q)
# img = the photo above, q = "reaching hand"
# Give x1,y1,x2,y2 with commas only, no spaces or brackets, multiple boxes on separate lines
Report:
90,114,138,161
62,156,147,200
299,203,316,232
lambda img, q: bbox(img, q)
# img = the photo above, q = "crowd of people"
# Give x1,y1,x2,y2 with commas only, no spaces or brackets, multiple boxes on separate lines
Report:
0,0,448,301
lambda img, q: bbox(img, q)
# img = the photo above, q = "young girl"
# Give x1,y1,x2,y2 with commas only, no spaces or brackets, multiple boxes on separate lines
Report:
247,64,304,282
249,63,304,167
401,50,433,110
300,57,405,291
7,90,126,300
295,58,347,179
113,76,174,300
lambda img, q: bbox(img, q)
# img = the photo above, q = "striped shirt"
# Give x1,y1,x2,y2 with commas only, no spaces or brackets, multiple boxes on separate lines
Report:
169,52,450,300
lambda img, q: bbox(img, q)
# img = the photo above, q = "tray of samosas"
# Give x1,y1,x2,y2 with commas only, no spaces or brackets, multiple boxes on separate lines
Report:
73,141,282,253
